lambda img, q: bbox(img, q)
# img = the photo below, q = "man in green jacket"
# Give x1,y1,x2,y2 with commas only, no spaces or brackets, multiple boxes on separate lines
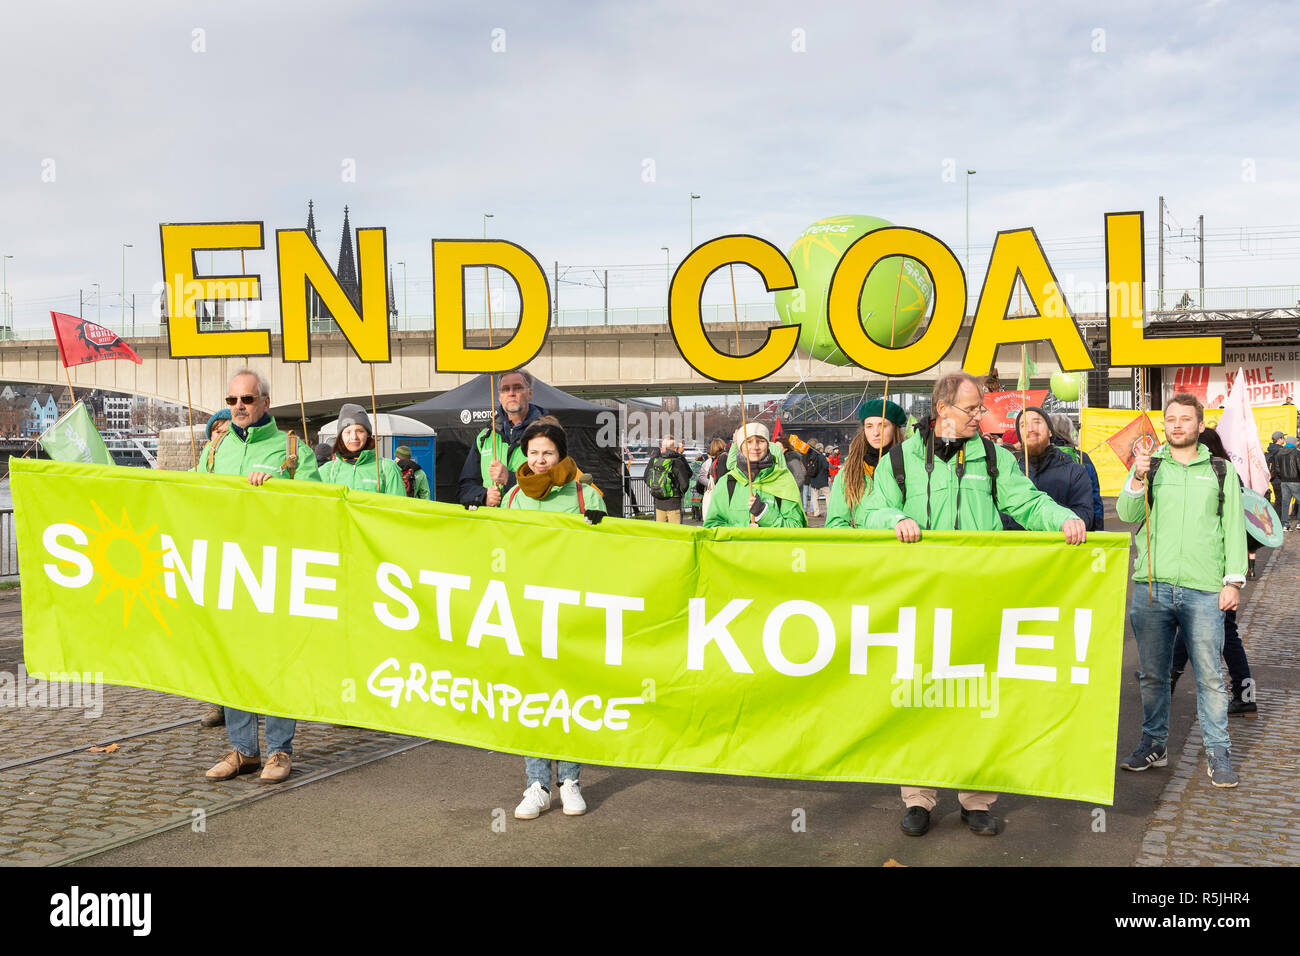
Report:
199,368,321,786
1117,393,1245,788
862,371,1087,838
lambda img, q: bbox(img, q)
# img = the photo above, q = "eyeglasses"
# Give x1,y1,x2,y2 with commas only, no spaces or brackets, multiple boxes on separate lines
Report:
951,404,987,419
225,394,260,406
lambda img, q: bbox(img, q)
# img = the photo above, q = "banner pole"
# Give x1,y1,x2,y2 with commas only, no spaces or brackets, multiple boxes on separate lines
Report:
868,258,908,497
369,364,380,490
728,265,754,504
485,264,500,491
183,358,197,470
1140,365,1153,607
296,364,308,449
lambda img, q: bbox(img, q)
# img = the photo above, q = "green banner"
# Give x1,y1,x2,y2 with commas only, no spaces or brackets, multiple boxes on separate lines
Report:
39,402,114,465
13,458,1130,803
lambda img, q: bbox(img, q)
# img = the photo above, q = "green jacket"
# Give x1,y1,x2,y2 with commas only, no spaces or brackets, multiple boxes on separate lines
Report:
1116,443,1248,592
505,479,607,515
860,429,1075,532
319,449,406,496
826,469,874,528
194,417,321,482
704,449,807,528
409,468,431,500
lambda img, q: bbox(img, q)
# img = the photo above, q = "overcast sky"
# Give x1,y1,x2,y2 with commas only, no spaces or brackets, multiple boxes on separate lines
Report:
1,0,1298,327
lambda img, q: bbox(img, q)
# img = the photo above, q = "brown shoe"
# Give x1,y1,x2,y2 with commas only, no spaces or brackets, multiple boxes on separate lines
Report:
259,752,292,784
205,749,260,780
200,704,226,727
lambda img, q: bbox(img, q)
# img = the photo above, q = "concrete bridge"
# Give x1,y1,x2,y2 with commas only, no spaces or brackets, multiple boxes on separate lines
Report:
0,314,1137,416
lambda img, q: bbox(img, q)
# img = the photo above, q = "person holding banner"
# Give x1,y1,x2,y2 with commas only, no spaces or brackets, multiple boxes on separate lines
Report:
703,422,807,528
318,404,405,496
1118,393,1245,788
198,408,236,728
199,369,322,785
506,418,604,819
458,369,547,508
862,372,1087,837
825,397,906,528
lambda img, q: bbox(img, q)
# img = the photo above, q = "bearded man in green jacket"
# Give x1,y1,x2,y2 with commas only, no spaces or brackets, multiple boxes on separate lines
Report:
862,371,1087,838
198,368,321,785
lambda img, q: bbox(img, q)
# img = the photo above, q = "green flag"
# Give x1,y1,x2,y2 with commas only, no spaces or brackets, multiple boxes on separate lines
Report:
1016,347,1039,391
39,402,114,465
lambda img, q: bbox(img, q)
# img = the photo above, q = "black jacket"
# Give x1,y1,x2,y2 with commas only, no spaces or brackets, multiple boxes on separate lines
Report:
1001,445,1094,530
646,450,693,510
457,402,548,505
1275,446,1300,482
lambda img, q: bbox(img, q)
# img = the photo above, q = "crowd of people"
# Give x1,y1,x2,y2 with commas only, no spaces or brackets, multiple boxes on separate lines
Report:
191,366,1256,834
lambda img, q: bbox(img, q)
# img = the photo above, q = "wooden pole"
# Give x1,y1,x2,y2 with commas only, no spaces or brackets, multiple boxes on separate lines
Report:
183,359,197,470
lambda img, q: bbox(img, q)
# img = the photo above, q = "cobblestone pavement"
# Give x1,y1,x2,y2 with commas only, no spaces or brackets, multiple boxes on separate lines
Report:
0,588,428,866
1135,538,1300,866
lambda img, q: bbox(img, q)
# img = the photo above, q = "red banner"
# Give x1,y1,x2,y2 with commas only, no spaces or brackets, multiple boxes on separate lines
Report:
979,389,1048,437
50,312,143,368
1105,413,1160,469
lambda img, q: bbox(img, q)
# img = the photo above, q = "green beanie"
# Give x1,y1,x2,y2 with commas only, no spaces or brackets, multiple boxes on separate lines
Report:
856,398,907,428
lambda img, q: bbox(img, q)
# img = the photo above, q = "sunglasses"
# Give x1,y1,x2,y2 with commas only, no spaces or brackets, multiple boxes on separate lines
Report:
225,394,260,406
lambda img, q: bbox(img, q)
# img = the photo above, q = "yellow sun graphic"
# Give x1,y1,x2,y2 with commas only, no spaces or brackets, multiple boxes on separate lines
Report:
74,500,175,636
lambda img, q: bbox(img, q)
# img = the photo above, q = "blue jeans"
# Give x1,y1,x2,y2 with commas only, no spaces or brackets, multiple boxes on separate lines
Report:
1172,608,1252,697
226,708,295,757
1129,583,1230,753
525,757,580,789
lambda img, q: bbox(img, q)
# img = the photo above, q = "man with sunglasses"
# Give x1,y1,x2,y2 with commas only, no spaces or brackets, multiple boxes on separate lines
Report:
861,371,1087,837
198,368,321,786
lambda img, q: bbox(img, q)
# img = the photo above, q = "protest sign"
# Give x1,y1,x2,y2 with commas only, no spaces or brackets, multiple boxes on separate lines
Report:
14,458,1130,803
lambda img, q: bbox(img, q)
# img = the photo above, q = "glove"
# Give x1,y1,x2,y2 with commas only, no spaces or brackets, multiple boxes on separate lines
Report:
584,510,605,525
749,497,767,520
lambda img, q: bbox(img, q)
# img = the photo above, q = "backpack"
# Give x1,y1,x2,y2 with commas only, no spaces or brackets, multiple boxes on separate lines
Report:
648,456,682,499
1145,456,1227,518
400,467,417,497
804,451,822,481
888,436,1000,513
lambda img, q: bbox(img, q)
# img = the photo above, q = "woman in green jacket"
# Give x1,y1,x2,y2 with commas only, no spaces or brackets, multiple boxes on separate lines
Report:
318,403,405,496
826,398,907,529
703,422,806,528
505,418,604,821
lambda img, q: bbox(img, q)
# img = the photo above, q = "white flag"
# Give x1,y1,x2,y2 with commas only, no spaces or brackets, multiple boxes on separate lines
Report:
1216,367,1270,494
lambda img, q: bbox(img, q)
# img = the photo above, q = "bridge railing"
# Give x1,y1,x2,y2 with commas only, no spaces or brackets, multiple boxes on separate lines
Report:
0,509,16,579
3,284,1298,342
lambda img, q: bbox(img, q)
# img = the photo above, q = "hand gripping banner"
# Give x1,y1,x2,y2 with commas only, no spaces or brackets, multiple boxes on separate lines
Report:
13,459,1131,803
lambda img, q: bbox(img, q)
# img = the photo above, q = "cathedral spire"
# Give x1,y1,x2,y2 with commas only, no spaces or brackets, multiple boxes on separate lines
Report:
336,205,359,309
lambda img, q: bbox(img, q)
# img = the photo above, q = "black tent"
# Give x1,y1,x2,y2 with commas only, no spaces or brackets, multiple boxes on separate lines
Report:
395,375,623,516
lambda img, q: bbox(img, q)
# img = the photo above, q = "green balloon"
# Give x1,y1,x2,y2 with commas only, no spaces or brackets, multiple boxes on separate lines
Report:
774,214,933,366
1050,371,1079,402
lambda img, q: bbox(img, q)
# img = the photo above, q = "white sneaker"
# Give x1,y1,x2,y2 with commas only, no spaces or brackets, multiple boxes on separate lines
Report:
559,779,586,816
514,781,551,819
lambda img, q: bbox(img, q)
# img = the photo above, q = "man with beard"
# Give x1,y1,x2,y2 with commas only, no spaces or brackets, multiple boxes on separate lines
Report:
1118,393,1246,788
862,372,1087,837
1001,407,1094,530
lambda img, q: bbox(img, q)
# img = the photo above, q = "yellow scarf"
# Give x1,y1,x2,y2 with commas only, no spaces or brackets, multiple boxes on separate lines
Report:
515,457,580,500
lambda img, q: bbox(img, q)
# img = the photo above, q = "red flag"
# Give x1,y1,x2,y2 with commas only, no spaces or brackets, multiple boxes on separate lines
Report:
1105,413,1160,469
771,417,784,441
50,312,143,368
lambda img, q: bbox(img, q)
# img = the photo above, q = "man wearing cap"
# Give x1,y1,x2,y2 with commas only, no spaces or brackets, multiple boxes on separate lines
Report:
395,445,430,499
458,369,547,507
861,372,1087,837
1001,407,1094,531
195,367,322,785
826,397,907,528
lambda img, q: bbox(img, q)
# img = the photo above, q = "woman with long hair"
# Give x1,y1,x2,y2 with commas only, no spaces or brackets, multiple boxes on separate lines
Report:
826,398,907,528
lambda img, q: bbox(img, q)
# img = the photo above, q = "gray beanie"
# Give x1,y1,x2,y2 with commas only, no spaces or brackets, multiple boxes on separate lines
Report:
337,403,373,436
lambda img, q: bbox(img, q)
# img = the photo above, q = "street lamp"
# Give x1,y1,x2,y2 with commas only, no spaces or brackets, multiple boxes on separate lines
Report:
660,246,670,306
396,260,407,330
965,169,976,301
121,243,133,335
1,255,11,329
482,213,494,328
689,193,701,251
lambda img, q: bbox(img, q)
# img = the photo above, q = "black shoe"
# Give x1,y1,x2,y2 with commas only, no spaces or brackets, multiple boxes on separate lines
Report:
1170,669,1182,694
1228,698,1258,718
900,806,931,836
960,808,1000,835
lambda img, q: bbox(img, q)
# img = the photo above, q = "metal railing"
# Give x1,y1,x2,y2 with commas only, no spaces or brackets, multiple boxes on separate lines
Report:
0,509,16,578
